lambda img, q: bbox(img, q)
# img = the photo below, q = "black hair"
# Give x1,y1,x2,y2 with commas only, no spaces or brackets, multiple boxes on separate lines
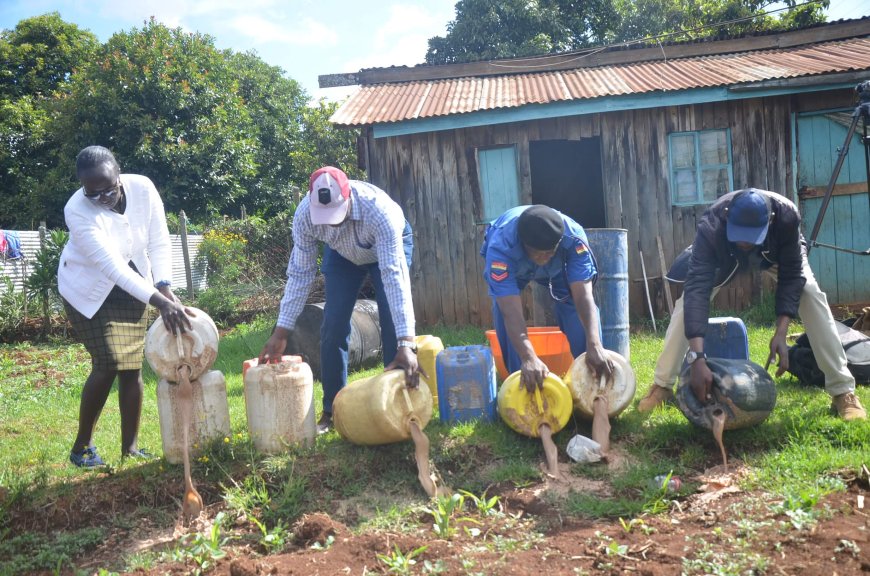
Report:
75,146,120,178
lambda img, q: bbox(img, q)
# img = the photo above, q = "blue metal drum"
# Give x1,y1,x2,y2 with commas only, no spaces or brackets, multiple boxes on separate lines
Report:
585,228,630,360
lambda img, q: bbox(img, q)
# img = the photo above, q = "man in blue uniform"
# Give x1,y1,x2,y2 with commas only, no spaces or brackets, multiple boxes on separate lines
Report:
481,205,612,391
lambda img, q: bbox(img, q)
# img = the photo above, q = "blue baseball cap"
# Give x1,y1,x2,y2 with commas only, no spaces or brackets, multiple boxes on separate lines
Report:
726,189,771,245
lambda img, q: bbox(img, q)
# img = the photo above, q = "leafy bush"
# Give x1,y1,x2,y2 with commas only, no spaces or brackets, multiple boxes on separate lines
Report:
198,228,248,284
0,277,26,341
24,229,69,339
195,285,244,326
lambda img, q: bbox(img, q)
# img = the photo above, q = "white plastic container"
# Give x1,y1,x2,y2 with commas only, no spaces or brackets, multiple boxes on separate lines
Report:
565,349,637,419
243,357,316,453
145,307,219,382
156,370,231,464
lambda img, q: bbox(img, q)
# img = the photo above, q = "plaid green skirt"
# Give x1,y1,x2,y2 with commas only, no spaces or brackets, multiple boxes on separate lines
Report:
64,286,148,371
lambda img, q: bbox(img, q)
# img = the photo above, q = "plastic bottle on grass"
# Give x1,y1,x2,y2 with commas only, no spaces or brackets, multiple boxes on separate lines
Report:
650,474,682,492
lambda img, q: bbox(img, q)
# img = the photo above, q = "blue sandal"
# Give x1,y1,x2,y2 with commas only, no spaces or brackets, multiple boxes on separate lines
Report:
69,447,106,468
125,449,156,460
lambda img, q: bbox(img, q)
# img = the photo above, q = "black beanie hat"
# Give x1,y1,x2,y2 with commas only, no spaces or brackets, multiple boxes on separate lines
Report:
517,205,563,250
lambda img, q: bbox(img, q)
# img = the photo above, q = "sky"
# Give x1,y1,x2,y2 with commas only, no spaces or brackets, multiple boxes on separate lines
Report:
2,0,869,103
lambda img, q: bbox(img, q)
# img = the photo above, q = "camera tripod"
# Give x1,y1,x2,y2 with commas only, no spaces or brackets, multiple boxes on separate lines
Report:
805,80,870,257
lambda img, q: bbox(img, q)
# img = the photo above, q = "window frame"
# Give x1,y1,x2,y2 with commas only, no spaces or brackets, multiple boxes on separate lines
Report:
668,128,734,206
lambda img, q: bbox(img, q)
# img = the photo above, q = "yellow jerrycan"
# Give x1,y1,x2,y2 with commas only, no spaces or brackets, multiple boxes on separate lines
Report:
243,356,316,453
497,372,573,437
333,369,433,445
565,350,636,419
414,335,443,403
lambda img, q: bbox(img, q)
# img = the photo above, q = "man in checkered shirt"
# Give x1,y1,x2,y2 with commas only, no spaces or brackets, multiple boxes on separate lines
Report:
259,166,420,433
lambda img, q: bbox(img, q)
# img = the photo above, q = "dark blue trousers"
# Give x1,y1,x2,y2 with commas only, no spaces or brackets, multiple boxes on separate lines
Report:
320,222,413,412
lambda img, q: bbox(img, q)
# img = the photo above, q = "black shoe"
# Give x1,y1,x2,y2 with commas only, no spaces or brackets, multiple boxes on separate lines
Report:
317,412,332,435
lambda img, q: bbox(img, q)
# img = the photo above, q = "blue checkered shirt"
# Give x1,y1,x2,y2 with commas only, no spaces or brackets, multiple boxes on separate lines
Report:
277,180,415,338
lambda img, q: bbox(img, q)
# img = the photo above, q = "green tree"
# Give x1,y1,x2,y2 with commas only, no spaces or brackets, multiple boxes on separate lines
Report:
0,12,99,99
426,0,829,65
0,13,98,228
426,0,616,64
226,51,309,217
605,0,828,44
291,99,363,186
47,18,258,221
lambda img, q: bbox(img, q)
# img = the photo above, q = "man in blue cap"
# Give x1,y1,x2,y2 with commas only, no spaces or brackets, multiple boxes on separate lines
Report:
480,205,612,392
637,188,865,420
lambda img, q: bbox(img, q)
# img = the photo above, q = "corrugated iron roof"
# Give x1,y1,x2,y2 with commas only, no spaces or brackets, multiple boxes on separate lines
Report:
331,36,870,127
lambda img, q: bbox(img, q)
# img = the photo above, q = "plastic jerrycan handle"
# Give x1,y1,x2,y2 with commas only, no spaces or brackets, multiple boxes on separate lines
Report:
534,387,545,413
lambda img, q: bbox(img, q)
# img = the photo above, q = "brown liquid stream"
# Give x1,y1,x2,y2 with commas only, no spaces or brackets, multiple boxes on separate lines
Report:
538,423,559,476
409,419,449,497
176,342,203,524
710,407,728,472
591,396,611,458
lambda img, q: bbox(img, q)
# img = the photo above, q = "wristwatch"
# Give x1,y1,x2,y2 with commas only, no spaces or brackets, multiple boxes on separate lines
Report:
685,350,707,365
397,340,418,353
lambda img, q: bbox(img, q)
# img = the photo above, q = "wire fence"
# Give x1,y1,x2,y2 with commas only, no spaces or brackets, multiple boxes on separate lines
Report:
0,210,387,340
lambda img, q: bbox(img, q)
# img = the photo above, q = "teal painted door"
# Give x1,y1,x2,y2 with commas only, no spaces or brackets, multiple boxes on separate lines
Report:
796,110,870,304
478,146,520,223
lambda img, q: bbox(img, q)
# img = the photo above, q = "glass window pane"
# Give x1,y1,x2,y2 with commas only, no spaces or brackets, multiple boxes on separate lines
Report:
674,170,697,203
701,168,730,202
671,134,696,169
699,131,728,166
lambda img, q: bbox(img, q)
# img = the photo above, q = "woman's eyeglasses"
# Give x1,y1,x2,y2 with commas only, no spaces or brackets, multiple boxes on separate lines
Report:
84,180,121,202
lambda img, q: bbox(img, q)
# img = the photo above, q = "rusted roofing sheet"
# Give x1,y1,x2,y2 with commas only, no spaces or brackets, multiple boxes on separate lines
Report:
331,37,870,127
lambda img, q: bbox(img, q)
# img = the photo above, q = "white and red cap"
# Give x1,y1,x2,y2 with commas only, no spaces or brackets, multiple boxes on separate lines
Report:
309,166,351,225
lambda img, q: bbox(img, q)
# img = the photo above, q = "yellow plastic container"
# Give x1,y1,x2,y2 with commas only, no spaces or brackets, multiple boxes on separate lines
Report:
565,350,636,419
333,370,434,445
415,335,444,403
497,372,573,438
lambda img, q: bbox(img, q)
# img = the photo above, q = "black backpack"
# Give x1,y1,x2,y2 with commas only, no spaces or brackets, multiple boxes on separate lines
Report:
787,319,870,387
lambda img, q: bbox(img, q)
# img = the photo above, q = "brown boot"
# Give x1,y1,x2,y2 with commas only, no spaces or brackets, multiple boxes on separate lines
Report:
831,392,867,421
637,385,675,414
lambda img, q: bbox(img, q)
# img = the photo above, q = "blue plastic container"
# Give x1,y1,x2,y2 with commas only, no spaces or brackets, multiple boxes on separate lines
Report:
704,316,749,360
585,229,630,360
682,316,749,371
436,345,497,423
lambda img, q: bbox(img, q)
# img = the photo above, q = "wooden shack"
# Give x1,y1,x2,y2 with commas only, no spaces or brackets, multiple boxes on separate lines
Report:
324,18,870,328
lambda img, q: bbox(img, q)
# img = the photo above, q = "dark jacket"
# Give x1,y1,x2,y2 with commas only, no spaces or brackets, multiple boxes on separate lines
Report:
680,189,807,339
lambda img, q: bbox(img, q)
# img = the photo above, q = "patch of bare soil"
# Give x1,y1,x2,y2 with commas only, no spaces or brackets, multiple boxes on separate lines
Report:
127,482,869,576
10,462,863,576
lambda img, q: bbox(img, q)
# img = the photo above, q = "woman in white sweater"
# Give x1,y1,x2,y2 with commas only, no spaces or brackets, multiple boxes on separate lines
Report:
59,146,191,468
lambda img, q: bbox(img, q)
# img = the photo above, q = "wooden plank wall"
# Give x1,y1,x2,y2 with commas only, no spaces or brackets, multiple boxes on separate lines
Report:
366,93,806,328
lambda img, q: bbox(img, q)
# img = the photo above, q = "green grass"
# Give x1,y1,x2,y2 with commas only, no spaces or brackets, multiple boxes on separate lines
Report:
1,306,868,573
